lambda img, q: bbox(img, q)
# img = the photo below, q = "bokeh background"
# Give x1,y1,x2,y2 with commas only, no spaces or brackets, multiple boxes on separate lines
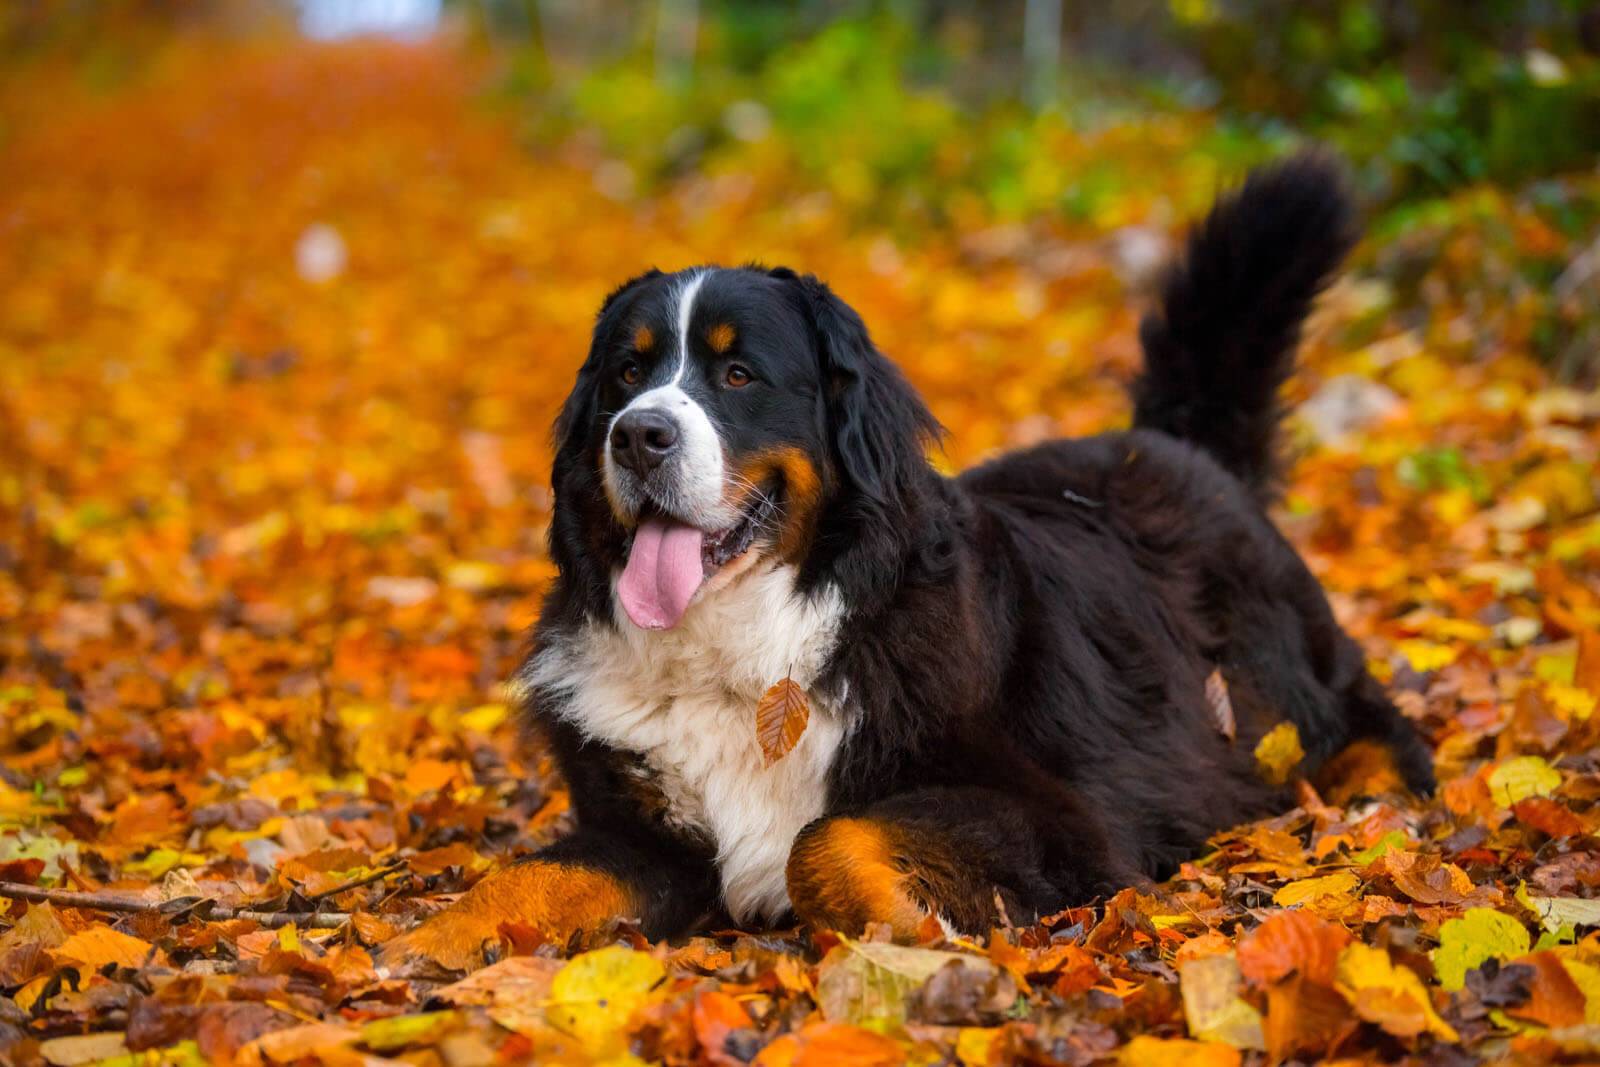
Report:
2,4,1600,1061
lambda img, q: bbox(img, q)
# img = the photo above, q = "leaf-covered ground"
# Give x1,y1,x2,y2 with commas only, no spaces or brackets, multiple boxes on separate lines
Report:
3,36,1600,1067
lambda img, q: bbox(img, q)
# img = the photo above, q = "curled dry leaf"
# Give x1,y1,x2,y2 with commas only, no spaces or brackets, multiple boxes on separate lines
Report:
756,676,811,767
1205,668,1235,740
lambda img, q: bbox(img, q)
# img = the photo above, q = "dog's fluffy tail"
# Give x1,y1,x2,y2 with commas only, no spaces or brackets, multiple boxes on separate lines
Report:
1132,152,1357,504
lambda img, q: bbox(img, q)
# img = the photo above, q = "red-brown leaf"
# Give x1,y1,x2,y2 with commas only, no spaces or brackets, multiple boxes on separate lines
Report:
756,678,810,767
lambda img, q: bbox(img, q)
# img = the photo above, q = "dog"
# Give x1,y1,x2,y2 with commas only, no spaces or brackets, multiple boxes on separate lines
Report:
381,154,1434,971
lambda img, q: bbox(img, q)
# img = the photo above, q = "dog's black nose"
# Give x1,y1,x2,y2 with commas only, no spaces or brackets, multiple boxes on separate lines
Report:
610,410,679,476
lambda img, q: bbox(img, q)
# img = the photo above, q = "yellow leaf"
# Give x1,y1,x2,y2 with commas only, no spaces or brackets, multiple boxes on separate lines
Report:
1560,959,1600,1026
1273,870,1360,910
1334,943,1458,1041
1254,723,1304,786
1488,756,1562,807
1396,639,1457,673
1179,953,1265,1050
1432,908,1531,991
360,1011,464,1051
1120,1034,1240,1067
755,677,810,767
956,1028,1000,1065
546,945,666,1054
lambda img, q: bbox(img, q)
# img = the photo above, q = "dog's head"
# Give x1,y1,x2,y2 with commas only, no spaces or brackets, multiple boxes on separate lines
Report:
548,265,940,629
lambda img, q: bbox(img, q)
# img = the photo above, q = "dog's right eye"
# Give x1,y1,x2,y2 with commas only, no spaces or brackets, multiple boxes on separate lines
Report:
619,361,642,386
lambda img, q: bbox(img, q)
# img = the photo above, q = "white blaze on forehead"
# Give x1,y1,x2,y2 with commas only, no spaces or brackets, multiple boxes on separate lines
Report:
601,270,731,530
670,269,711,384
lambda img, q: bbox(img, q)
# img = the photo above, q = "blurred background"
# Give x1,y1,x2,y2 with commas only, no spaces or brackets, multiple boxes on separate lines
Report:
1,2,1598,875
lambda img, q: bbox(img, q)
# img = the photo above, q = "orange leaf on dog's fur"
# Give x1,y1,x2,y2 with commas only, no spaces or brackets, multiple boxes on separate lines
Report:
756,677,810,767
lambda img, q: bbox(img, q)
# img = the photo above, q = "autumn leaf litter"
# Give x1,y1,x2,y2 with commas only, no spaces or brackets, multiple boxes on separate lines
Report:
1,35,1600,1067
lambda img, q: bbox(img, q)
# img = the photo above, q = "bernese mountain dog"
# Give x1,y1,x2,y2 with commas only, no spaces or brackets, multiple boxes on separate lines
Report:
382,154,1434,971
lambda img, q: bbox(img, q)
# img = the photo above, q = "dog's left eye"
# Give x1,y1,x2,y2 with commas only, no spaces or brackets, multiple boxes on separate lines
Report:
724,364,753,388
619,361,642,386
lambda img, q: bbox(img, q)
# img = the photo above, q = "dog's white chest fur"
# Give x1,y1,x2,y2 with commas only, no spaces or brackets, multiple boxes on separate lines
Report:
527,566,847,924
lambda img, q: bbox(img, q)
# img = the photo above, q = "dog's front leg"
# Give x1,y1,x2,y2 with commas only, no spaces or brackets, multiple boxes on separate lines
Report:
785,786,1130,940
379,828,717,972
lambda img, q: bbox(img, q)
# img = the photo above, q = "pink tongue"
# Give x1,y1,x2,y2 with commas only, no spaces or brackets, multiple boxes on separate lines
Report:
618,518,706,630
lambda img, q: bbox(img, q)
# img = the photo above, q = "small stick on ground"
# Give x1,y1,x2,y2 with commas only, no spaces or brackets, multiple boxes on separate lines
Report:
302,860,407,903
0,881,350,929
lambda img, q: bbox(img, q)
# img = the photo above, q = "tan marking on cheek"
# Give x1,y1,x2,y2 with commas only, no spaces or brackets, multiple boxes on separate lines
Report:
732,447,822,562
706,322,736,354
377,863,634,972
632,325,655,352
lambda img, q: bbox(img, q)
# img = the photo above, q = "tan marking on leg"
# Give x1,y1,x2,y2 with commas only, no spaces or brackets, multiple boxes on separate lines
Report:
378,862,633,972
786,818,926,940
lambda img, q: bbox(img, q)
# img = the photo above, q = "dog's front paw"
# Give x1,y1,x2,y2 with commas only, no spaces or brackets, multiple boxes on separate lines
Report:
377,861,635,974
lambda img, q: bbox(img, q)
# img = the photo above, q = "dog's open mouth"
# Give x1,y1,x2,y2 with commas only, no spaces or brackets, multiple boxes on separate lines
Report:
617,488,778,631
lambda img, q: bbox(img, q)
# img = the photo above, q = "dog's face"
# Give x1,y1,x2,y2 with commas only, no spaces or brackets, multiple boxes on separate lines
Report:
552,268,826,629
547,265,940,631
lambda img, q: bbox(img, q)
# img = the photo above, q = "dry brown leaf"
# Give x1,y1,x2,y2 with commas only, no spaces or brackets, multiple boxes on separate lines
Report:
1206,668,1235,740
756,676,811,767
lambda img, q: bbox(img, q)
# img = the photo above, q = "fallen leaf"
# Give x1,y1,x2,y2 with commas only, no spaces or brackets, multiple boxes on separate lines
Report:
53,925,157,970
39,1033,129,1066
1119,1034,1240,1067
907,958,1019,1026
752,1021,904,1067
1178,953,1264,1050
1262,974,1358,1062
1518,882,1600,934
1333,943,1458,1041
1272,870,1360,911
756,676,811,766
1508,951,1588,1029
360,1010,464,1052
693,990,759,1066
1206,669,1235,740
1488,755,1562,807
1433,907,1531,991
1237,909,1351,987
1255,722,1304,786
818,940,999,1031
545,944,667,1054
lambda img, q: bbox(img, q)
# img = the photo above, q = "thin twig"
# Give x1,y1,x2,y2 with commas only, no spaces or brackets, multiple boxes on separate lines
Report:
302,860,406,903
0,882,349,929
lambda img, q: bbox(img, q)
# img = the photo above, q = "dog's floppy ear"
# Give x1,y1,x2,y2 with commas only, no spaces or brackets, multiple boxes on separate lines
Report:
771,268,941,506
552,269,662,463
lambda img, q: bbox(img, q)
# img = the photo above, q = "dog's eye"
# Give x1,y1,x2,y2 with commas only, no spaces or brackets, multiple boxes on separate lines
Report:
619,361,642,386
724,364,753,388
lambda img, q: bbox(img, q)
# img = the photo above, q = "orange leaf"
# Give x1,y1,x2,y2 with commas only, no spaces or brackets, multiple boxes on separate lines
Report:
1576,630,1600,696
1512,796,1586,838
752,1022,901,1067
1263,974,1359,1062
53,924,157,970
1238,910,1351,988
1507,951,1587,1029
693,990,754,1067
756,677,810,767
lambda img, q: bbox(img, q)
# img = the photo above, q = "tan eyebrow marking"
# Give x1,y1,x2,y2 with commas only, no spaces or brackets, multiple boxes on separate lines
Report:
632,325,655,351
706,322,736,354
